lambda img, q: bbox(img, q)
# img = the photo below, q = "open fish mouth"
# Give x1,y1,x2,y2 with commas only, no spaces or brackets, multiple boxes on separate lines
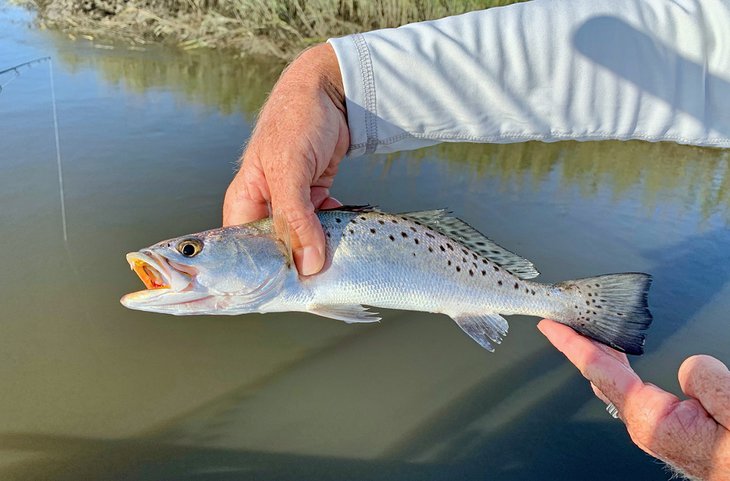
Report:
131,256,169,289
124,250,193,295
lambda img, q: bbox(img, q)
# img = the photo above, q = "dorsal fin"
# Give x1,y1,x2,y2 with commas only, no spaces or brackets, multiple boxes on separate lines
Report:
319,204,376,213
402,210,540,280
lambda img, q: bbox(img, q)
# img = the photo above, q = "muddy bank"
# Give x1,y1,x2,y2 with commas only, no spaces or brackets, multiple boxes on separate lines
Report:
24,0,523,59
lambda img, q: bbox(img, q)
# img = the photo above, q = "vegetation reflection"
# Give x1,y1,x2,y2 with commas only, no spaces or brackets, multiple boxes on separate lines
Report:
54,39,730,222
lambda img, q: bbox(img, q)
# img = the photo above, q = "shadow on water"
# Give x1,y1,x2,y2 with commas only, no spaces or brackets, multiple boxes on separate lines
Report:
0,350,666,481
644,227,730,354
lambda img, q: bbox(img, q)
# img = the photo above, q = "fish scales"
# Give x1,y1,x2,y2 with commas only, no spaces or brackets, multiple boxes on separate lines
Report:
314,210,557,317
121,207,653,354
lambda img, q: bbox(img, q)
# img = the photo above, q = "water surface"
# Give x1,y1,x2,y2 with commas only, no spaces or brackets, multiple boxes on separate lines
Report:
1,3,729,480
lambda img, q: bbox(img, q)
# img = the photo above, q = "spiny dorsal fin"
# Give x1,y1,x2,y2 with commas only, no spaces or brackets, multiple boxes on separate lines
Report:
402,210,540,280
452,312,509,352
319,205,376,213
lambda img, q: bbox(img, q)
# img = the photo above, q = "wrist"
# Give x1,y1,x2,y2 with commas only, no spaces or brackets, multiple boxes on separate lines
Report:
286,43,346,114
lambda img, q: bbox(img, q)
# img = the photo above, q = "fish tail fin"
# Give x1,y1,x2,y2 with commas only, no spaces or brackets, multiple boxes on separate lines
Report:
554,273,652,355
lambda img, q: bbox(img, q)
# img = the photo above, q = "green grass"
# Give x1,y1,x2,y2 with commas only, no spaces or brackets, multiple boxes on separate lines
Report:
26,0,525,58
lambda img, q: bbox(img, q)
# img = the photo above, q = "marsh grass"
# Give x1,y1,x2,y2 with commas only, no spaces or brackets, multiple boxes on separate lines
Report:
25,0,524,58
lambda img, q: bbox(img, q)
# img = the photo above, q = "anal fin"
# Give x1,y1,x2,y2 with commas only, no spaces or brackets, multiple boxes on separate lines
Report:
308,304,381,324
452,313,509,352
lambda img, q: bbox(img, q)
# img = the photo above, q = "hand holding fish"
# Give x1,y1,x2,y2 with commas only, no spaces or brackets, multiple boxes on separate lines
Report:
538,319,730,481
223,43,347,275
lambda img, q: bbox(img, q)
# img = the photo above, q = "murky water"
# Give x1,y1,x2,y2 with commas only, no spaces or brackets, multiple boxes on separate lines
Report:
2,3,729,480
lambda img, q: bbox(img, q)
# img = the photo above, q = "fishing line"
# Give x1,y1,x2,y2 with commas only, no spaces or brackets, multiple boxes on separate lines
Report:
48,58,68,244
1,56,68,246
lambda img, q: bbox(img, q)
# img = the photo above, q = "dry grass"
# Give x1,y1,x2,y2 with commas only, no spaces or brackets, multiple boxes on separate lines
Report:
24,0,524,58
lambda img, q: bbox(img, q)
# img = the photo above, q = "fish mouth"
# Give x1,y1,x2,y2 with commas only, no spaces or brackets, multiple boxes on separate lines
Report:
121,250,195,305
130,252,170,290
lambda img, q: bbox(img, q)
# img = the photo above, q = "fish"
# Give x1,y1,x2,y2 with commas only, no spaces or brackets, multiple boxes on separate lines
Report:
121,206,653,354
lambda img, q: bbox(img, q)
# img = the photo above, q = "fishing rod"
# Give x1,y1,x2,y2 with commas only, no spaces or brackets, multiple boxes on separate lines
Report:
0,56,51,93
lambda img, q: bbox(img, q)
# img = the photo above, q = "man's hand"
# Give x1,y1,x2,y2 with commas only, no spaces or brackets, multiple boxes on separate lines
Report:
223,43,348,275
538,319,730,481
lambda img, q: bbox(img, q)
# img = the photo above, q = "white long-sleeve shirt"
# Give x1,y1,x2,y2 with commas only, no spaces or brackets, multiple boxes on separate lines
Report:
328,0,730,156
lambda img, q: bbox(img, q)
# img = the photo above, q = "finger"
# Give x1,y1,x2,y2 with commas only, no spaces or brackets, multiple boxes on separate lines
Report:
223,181,269,226
537,319,643,411
679,355,730,430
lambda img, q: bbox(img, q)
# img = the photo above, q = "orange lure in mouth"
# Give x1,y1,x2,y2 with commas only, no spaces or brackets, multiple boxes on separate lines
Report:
131,259,169,290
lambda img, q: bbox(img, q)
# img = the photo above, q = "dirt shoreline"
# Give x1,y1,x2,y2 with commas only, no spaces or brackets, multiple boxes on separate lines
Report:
21,0,523,59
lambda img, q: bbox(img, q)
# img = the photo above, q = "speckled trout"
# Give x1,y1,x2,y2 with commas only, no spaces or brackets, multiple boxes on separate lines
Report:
121,207,653,354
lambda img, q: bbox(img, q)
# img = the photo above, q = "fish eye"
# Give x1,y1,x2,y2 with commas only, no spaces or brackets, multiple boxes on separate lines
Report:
177,238,203,257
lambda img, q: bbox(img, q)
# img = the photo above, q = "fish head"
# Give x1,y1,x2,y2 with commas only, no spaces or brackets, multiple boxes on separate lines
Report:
120,224,290,315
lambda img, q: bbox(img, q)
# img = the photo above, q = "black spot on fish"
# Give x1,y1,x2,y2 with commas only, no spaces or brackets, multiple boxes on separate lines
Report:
448,260,452,266
462,248,468,255
482,259,488,265
472,253,477,260
414,221,422,226
446,244,454,251
493,265,499,272
410,226,417,232
585,301,590,305
392,219,398,224
349,229,354,234
617,312,624,316
498,280,503,286
531,290,536,295
378,220,385,225
476,241,486,246
456,266,461,272
525,288,529,293
370,228,376,234
428,247,433,252
401,232,408,238
595,283,600,287
326,232,331,238
439,245,445,252
425,232,435,238
360,216,366,221
514,283,519,289
491,250,500,254
595,305,602,309
351,219,357,224
389,235,395,241
462,257,467,263
414,238,419,245
481,270,486,276
413,253,416,257
472,262,477,269
469,269,474,276
588,293,592,297
335,218,341,223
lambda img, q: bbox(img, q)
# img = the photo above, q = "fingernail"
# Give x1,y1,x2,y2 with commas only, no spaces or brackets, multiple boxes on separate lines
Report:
296,245,323,276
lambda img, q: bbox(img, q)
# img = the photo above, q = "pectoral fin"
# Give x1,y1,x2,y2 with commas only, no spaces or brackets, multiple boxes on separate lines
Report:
452,313,509,352
308,304,382,324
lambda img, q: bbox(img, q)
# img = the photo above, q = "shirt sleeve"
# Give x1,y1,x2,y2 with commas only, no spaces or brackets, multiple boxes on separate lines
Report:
328,0,730,156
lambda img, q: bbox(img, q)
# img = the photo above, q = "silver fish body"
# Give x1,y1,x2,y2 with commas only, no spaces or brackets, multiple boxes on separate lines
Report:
121,207,652,354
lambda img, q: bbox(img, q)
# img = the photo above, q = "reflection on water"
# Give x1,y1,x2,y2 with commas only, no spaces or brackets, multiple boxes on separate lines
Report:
49,31,730,223
1,3,729,481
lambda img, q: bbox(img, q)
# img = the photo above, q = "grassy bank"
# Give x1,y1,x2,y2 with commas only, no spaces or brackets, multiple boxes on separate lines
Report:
23,0,524,59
